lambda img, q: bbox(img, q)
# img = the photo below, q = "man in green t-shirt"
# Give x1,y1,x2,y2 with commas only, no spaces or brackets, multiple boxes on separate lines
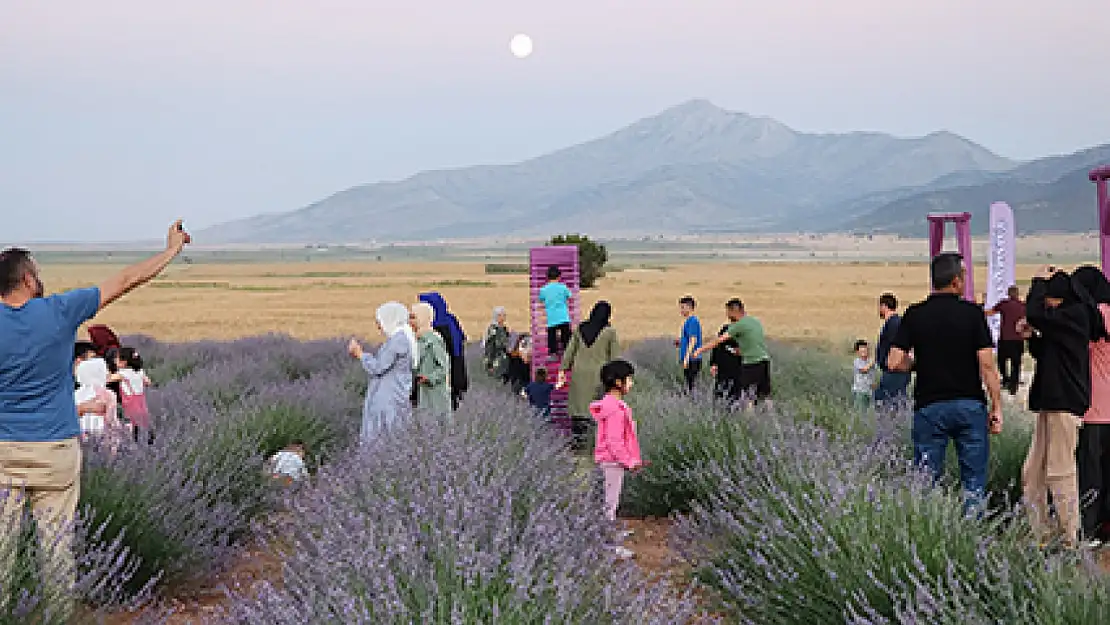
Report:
693,298,772,405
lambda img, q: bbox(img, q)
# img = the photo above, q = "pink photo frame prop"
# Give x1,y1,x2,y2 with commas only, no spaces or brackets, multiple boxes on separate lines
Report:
529,246,580,436
927,212,975,301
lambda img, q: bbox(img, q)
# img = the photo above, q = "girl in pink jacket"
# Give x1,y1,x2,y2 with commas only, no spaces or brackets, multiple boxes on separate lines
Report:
590,360,642,526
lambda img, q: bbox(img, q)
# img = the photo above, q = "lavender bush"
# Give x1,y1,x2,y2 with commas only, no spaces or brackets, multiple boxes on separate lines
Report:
671,415,1110,624
222,389,704,625
1,489,154,624
71,336,363,604
621,338,1106,624
0,331,1061,624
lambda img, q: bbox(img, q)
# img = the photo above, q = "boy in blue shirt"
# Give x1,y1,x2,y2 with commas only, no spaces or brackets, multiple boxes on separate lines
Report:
538,266,573,359
678,295,703,392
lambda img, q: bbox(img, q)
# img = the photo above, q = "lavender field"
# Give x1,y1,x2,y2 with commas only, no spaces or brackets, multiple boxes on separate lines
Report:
4,335,1110,624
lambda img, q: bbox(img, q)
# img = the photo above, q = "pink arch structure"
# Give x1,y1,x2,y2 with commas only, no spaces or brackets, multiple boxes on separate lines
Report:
927,212,975,301
529,246,580,436
1091,165,1110,274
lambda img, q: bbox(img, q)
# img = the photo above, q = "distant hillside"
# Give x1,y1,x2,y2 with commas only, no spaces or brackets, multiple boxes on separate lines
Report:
836,144,1110,235
200,99,1018,243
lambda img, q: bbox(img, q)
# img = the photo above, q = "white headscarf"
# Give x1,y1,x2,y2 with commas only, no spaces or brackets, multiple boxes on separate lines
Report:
376,301,419,370
412,302,435,334
76,357,109,390
74,357,109,406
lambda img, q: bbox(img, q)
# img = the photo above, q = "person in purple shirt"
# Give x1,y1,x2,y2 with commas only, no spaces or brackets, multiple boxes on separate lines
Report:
986,285,1027,396
0,220,190,617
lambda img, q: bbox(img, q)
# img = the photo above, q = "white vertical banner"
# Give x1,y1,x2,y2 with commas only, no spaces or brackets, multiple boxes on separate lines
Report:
986,201,1016,346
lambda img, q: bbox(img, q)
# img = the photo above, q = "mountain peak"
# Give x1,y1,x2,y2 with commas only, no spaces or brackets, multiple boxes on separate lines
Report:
622,98,796,151
662,98,731,118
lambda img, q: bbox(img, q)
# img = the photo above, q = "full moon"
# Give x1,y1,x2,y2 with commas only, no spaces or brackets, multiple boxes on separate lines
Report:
509,33,533,59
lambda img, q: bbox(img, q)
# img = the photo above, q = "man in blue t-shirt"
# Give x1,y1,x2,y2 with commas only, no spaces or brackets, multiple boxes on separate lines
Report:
0,220,190,613
678,295,703,392
874,292,911,404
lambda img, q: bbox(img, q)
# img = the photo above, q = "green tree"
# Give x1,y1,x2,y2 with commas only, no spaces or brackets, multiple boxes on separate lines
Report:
547,234,608,289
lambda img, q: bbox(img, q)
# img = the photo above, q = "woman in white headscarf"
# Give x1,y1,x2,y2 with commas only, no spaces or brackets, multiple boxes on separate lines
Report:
482,306,511,380
348,301,416,445
74,356,122,449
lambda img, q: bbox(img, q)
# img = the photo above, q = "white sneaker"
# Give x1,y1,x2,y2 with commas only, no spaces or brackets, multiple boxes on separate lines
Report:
616,529,634,541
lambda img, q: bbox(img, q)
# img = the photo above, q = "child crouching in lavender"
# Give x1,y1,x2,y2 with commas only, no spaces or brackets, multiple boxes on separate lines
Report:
268,441,309,486
590,359,643,559
522,367,554,421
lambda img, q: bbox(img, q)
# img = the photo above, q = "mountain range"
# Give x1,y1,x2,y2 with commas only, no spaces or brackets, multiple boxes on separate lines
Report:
200,99,1110,243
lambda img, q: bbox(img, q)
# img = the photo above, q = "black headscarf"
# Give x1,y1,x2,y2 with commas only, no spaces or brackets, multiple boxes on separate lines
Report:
1071,265,1110,340
1072,265,1110,304
579,301,612,348
1046,271,1074,300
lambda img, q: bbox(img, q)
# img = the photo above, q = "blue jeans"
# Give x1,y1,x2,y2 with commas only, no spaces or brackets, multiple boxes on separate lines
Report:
912,399,989,515
873,371,910,403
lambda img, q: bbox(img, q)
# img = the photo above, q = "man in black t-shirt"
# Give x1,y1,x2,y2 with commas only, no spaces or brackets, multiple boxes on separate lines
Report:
886,252,1003,516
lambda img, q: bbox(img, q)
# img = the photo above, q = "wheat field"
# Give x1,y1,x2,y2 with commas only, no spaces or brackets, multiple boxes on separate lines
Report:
39,259,1059,349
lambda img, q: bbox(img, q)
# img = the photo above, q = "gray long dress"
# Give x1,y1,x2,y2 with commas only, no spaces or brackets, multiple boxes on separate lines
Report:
359,332,414,444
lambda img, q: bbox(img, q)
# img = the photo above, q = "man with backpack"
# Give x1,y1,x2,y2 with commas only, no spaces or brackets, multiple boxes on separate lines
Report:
0,220,190,617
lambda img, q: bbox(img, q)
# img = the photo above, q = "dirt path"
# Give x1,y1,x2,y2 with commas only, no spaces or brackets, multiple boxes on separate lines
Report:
97,544,282,625
622,517,722,623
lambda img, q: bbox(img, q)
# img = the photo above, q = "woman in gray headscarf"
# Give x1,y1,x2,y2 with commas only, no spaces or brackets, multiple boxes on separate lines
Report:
482,306,511,380
348,301,417,445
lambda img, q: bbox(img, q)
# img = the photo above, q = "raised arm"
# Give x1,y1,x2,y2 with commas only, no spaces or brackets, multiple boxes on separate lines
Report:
98,221,189,310
1029,280,1086,334
358,339,401,377
693,331,729,359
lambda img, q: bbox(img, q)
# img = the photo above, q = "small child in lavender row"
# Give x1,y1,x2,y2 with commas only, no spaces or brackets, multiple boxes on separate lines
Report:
590,359,643,560
116,347,154,445
852,339,875,410
522,367,554,421
268,441,309,485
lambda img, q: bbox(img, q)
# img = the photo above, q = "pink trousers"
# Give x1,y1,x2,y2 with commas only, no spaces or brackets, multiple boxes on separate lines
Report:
600,462,625,521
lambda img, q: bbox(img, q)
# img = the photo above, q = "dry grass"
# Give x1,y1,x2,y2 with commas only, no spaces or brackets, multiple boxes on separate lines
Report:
40,260,1057,348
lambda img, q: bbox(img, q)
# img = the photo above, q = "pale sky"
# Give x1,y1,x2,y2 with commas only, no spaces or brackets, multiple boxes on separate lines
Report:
2,0,1108,242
